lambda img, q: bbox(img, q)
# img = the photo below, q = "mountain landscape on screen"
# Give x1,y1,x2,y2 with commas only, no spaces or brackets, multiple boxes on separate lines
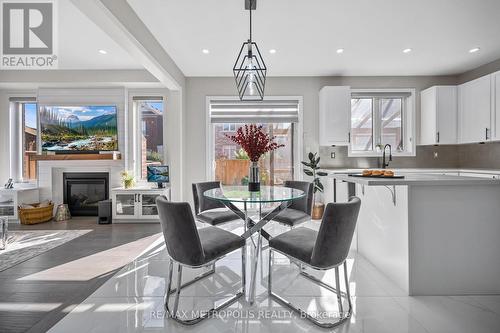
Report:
40,106,118,151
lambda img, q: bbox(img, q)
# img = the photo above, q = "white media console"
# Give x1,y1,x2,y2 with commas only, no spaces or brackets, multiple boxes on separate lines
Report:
111,186,170,223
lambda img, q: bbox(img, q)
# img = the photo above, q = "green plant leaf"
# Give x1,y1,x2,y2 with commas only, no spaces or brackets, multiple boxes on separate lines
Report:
308,152,314,161
317,171,328,176
304,169,314,176
301,161,311,167
315,185,324,193
317,182,324,191
315,156,320,165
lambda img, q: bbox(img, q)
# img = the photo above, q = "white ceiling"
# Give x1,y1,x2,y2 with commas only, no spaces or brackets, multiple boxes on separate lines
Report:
127,0,500,77
56,0,142,69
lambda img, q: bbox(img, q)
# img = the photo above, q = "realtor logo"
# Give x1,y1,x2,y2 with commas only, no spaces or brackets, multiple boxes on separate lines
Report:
1,0,58,69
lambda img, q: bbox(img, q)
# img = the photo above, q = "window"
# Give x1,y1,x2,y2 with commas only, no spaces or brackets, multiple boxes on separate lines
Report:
221,124,237,132
208,98,301,186
134,98,165,179
349,90,414,156
22,103,38,180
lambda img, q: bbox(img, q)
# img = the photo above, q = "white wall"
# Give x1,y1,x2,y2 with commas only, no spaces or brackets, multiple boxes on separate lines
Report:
0,91,10,183
183,75,457,202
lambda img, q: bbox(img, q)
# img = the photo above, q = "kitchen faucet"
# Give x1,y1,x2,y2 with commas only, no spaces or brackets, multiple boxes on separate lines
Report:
382,144,392,169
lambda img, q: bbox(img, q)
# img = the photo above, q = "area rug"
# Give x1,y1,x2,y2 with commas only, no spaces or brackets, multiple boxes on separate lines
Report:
0,229,92,272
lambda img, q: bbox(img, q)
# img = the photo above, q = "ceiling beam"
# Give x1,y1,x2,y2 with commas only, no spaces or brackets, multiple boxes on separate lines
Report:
70,0,185,90
0,69,158,84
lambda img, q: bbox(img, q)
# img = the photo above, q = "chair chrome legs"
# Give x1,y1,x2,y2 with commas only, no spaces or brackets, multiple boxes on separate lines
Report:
241,243,246,295
268,247,272,295
268,249,353,328
334,266,344,316
164,248,245,325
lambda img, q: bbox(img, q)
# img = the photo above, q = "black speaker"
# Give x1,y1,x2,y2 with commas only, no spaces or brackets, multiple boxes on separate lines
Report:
98,199,112,224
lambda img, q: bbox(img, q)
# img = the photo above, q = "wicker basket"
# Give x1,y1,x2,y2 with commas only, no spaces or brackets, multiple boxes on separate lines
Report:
18,202,54,225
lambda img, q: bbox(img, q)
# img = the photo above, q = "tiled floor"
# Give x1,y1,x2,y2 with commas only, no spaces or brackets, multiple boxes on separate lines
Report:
46,219,500,333
0,218,162,333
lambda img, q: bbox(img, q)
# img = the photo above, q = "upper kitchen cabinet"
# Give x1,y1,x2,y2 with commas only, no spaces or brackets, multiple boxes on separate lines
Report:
459,75,492,143
420,86,457,145
493,71,500,141
319,86,351,146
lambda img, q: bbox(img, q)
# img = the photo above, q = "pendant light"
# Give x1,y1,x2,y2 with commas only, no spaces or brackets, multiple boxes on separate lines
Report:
233,0,267,101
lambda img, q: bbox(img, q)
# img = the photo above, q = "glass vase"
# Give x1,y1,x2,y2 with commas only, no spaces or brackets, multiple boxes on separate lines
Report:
312,192,325,220
248,161,260,192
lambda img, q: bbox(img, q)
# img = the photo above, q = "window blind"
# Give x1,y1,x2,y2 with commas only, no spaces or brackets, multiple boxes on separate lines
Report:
209,99,299,123
132,96,163,101
8,97,36,102
351,92,411,98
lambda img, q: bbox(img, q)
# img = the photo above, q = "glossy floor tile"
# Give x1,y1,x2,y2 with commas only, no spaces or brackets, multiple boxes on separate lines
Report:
47,219,500,332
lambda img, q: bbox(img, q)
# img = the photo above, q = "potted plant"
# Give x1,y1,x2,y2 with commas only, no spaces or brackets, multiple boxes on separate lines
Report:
302,152,328,219
225,124,284,191
121,170,135,189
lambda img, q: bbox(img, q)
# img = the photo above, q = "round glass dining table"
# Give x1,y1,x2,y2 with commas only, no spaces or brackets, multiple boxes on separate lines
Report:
204,185,305,304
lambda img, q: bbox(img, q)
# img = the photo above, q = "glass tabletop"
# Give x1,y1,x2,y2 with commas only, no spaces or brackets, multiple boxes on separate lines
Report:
203,186,305,203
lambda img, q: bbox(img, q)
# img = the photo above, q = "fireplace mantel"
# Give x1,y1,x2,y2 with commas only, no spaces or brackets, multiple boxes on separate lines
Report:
32,153,121,161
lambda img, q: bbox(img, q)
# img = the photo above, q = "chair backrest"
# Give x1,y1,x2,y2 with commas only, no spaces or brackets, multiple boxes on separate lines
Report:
156,196,205,266
192,181,225,214
284,180,313,215
310,197,361,268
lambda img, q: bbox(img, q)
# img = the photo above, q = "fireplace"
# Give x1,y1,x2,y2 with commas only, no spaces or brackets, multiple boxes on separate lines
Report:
63,172,109,216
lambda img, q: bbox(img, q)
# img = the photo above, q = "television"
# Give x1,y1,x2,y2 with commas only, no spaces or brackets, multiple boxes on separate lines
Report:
40,105,118,153
147,165,169,188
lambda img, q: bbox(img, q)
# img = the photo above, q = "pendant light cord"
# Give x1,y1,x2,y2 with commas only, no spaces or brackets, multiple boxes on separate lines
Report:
249,0,252,42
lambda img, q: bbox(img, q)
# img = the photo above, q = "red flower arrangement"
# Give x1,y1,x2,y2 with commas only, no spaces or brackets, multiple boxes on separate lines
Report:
225,124,284,162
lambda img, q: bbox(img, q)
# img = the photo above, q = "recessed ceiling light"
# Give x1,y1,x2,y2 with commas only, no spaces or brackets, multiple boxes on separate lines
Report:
269,49,276,54
336,48,344,54
98,49,107,55
403,48,412,53
202,49,210,54
469,47,480,53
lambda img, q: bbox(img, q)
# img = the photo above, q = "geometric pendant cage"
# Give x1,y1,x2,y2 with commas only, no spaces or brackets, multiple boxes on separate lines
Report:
233,0,267,101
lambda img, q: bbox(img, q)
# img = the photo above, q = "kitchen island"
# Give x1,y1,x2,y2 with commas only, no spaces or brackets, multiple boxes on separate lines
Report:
331,173,500,296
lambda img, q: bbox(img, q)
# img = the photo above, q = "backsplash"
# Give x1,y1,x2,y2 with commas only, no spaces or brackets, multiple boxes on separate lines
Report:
319,142,500,170
458,142,500,169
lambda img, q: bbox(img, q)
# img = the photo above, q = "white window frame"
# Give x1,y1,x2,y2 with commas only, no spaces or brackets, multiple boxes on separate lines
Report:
206,96,303,182
348,88,416,157
130,94,166,181
7,92,38,182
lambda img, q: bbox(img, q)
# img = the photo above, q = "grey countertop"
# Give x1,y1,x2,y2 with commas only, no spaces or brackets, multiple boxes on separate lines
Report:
321,168,500,175
331,173,500,186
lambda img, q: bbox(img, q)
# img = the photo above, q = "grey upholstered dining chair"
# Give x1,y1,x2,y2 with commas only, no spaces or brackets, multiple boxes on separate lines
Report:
268,196,361,328
192,181,239,226
156,196,246,325
272,180,313,228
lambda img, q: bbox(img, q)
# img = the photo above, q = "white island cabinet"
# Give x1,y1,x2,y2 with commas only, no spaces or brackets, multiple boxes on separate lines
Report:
331,173,500,296
111,186,170,223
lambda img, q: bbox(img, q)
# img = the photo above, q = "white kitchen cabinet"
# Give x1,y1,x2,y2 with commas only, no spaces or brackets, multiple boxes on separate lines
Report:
459,75,492,143
493,71,500,141
420,86,457,145
323,177,349,204
112,187,170,223
319,86,351,146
